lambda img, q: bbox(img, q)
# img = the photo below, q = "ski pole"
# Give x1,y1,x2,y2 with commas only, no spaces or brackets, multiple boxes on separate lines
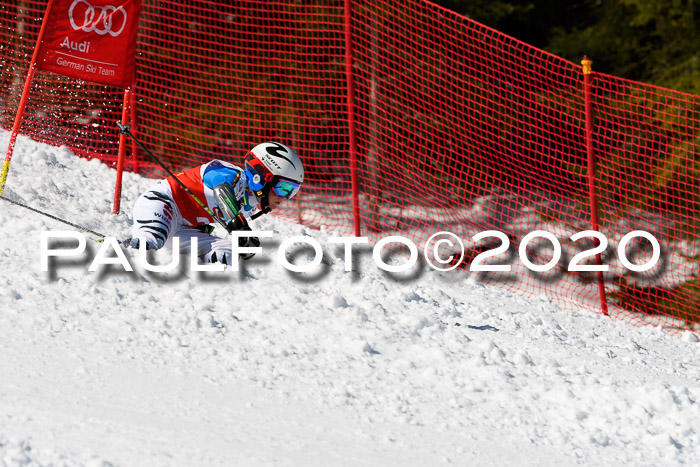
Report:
0,195,106,240
116,122,230,231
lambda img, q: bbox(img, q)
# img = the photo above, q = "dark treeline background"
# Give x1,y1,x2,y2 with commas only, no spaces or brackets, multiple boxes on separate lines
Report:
436,0,700,95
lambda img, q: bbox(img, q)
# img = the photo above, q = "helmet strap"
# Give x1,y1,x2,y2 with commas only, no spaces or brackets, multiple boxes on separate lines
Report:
255,184,273,215
251,207,270,220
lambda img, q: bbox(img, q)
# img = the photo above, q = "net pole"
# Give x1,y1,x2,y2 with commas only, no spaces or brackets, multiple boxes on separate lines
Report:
582,56,609,316
129,85,139,174
344,0,361,236
0,0,55,195
112,87,132,214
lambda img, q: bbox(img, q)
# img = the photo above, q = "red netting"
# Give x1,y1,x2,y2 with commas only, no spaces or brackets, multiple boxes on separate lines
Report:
1,0,698,332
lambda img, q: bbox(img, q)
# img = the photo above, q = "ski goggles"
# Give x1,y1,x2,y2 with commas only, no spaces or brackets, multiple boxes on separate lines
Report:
271,179,301,199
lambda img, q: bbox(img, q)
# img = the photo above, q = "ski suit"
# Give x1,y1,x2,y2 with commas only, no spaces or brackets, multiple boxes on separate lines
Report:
129,160,260,263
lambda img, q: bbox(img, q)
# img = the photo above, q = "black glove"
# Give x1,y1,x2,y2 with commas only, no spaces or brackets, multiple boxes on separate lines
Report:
239,234,260,261
203,233,260,265
225,213,249,233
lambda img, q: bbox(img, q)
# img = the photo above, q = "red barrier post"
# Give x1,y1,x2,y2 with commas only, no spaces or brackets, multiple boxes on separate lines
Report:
344,0,361,237
582,56,609,316
0,0,55,196
129,86,139,174
112,87,132,214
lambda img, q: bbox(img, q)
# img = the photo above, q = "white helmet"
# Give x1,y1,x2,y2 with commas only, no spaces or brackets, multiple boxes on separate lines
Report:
244,142,304,210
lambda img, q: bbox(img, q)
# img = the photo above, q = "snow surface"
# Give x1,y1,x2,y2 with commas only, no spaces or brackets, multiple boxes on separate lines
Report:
1,131,700,466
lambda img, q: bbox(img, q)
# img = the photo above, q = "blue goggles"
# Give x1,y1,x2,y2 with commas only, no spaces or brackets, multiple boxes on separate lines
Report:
272,179,301,199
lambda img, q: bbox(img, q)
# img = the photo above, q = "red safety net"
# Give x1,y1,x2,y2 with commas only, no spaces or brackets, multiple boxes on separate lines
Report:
1,0,698,332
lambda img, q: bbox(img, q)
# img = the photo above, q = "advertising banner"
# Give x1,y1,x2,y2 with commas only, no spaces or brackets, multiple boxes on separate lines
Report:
36,0,142,87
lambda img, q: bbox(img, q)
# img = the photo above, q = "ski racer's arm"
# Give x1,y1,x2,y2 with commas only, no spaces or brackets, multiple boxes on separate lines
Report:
212,183,248,232
204,164,259,260
212,184,259,260
202,164,248,231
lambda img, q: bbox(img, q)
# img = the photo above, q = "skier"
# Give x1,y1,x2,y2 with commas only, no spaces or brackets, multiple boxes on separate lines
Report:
123,141,303,264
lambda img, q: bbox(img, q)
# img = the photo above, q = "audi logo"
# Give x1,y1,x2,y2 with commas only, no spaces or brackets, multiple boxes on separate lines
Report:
69,0,128,37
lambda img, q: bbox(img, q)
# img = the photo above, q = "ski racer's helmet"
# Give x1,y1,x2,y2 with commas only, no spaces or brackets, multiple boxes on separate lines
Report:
244,142,304,211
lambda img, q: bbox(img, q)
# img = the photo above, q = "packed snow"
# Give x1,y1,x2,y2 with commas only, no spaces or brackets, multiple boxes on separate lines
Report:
1,131,699,466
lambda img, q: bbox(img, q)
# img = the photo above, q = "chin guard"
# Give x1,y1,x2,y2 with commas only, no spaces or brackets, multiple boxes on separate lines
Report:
213,183,248,231
213,183,240,220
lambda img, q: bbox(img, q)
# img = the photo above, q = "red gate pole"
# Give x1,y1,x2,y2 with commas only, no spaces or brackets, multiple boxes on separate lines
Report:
112,87,132,214
0,0,55,196
344,0,361,236
129,85,139,174
582,56,609,316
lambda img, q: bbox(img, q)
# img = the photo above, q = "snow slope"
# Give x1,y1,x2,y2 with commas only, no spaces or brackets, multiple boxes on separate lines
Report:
1,132,699,466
